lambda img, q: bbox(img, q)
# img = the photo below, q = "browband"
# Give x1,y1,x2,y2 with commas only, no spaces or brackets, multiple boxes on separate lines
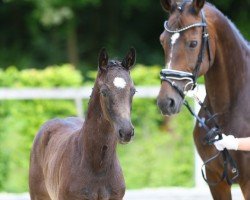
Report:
164,21,207,34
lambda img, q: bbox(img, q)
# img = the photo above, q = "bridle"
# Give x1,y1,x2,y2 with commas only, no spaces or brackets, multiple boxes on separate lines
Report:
160,8,239,185
160,10,211,98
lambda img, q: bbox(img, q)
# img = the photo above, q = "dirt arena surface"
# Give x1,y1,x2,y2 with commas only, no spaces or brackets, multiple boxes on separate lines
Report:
0,187,243,200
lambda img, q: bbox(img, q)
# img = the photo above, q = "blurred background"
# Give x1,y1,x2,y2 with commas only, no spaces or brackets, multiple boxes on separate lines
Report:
0,0,249,194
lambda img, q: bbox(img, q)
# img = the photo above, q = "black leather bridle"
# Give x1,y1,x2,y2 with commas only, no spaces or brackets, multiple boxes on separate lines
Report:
160,10,211,98
160,9,239,185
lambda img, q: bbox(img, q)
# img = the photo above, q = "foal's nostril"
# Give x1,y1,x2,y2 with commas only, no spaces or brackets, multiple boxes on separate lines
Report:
131,128,135,137
119,129,123,139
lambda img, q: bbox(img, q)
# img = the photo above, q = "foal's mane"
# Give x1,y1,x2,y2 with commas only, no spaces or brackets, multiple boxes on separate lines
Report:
107,60,124,70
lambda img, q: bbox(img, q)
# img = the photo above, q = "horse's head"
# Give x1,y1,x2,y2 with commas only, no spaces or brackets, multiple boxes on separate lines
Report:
97,48,136,144
157,0,215,115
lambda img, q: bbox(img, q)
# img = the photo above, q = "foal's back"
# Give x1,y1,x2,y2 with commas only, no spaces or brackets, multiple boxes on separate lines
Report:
33,117,83,155
29,117,83,200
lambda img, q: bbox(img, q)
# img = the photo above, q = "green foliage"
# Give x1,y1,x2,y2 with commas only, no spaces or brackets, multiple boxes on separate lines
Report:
0,65,83,192
31,0,101,27
131,64,161,86
0,0,249,68
118,99,194,188
0,64,82,87
0,64,196,192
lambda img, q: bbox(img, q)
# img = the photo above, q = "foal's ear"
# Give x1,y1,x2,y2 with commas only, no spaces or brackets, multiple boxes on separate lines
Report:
122,47,136,70
160,0,176,12
192,0,205,14
98,47,108,71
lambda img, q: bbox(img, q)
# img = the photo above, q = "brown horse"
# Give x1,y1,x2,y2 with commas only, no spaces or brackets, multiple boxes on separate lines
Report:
157,0,250,199
29,48,136,200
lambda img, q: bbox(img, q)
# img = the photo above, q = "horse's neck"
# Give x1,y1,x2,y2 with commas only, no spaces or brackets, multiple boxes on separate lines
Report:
80,85,117,172
205,9,250,115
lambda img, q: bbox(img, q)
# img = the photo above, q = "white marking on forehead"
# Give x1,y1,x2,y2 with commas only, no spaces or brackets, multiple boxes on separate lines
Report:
166,33,180,69
171,32,180,45
113,77,126,89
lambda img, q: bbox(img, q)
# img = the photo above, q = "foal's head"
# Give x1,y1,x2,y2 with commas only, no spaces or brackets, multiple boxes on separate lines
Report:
157,0,215,115
96,48,136,144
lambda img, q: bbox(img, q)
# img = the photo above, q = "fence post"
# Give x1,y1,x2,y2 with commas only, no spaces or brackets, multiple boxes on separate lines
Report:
193,85,207,188
75,98,84,119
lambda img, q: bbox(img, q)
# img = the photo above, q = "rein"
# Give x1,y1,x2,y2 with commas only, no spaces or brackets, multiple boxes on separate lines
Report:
184,95,239,185
160,10,239,185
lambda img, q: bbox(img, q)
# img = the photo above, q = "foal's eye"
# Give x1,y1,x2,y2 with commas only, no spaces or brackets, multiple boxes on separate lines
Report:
130,88,137,96
189,41,198,48
101,89,108,97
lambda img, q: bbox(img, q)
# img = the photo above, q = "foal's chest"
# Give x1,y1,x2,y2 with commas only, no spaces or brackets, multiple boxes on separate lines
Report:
68,185,125,200
67,172,125,200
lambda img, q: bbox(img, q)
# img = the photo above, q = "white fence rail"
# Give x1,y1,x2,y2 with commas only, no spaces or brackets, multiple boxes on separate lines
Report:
0,86,160,118
0,85,206,188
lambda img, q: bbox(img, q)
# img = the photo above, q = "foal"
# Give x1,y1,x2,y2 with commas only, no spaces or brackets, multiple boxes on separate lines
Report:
29,48,136,200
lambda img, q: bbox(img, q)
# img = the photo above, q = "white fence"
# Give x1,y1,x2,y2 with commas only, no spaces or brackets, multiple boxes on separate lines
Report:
0,86,160,118
0,85,206,188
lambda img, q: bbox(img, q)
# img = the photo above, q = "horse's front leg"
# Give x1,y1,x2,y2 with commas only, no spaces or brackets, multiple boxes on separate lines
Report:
239,180,250,199
193,108,232,200
205,168,232,200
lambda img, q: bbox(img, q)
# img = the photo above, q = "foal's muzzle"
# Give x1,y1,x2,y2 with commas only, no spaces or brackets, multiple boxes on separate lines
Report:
116,120,134,144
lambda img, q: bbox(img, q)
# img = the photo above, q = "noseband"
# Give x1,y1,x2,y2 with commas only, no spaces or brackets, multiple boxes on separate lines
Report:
160,10,211,98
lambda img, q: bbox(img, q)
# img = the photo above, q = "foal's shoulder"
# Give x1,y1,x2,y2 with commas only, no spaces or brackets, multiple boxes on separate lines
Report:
42,117,84,131
35,117,84,146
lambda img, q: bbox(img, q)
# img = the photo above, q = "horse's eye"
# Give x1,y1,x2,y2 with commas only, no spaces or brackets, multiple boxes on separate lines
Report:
189,41,198,48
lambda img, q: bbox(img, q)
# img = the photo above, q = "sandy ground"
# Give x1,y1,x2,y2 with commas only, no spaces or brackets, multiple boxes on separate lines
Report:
0,187,244,200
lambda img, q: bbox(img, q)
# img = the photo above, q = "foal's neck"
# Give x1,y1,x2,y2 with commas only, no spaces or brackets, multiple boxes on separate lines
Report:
81,82,117,173
204,7,250,114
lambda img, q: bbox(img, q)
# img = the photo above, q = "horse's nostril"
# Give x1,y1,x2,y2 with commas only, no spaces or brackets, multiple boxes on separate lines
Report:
165,98,175,108
169,98,175,108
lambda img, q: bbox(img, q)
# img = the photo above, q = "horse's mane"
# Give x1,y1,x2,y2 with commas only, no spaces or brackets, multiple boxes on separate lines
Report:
169,1,249,49
224,15,250,48
206,2,250,49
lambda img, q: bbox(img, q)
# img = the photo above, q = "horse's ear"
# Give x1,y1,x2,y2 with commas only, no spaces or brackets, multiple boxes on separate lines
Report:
160,0,175,12
192,0,205,13
122,47,136,70
98,47,108,71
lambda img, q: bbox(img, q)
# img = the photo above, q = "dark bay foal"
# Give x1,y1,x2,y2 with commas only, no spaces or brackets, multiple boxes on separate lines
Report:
29,48,136,200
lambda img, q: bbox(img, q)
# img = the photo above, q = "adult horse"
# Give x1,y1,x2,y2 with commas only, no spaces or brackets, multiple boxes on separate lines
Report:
157,0,250,199
29,48,136,200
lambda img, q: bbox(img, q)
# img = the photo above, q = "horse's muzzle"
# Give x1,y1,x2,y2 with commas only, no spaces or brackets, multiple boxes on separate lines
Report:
157,96,182,116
